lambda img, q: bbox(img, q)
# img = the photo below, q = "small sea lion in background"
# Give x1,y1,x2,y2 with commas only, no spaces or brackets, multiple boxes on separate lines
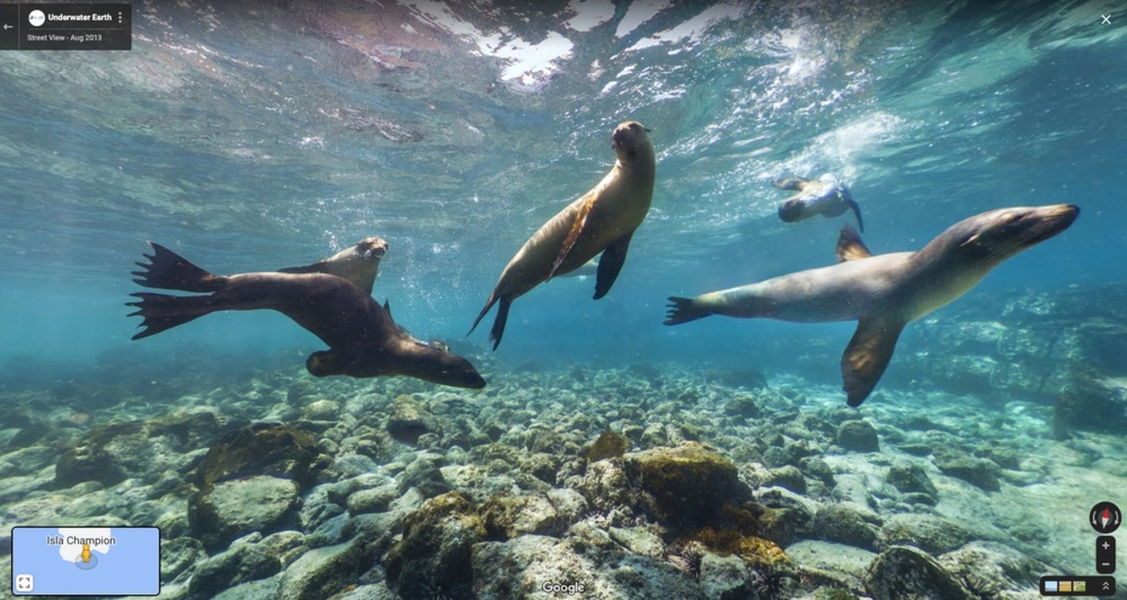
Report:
556,257,600,278
665,204,1079,406
469,120,656,349
773,173,863,231
127,242,485,389
277,236,388,296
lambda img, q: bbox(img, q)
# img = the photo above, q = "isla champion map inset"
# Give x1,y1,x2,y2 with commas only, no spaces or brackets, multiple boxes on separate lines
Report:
11,527,159,595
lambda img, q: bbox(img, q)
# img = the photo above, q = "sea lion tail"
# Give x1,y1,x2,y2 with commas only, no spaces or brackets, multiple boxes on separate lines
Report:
126,292,216,340
663,296,712,325
487,297,513,351
132,242,222,292
467,294,495,334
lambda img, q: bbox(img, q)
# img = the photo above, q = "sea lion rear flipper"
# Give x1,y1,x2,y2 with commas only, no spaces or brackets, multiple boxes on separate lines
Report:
126,292,214,340
772,177,809,190
663,296,713,325
835,225,872,262
547,194,598,280
841,317,905,407
488,297,512,351
132,242,222,292
593,231,634,300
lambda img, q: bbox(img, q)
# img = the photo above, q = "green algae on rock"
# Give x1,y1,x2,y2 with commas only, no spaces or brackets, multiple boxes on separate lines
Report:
586,430,630,462
385,491,486,600
625,441,749,528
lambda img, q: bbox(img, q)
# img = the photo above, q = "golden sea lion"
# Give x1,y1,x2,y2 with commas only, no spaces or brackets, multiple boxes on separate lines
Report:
469,121,656,349
277,236,388,295
128,242,485,389
665,204,1079,406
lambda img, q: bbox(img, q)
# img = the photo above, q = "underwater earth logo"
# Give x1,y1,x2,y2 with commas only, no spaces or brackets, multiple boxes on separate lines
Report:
27,10,45,27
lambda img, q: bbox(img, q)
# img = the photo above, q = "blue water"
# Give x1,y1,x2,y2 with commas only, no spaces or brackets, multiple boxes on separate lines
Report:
2,1,1127,597
2,0,1123,387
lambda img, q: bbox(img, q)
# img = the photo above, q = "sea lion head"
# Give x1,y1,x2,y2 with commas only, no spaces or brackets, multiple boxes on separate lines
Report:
778,197,815,223
939,204,1079,266
306,350,342,377
407,341,486,389
611,121,653,163
352,237,389,260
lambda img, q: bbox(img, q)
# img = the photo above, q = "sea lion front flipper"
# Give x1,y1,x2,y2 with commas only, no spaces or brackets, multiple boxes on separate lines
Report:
277,263,320,275
593,231,634,300
835,225,872,262
383,299,391,317
772,176,810,190
841,317,905,407
547,194,598,280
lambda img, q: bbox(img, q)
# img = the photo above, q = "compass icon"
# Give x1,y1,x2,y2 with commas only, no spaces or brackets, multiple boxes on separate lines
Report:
1090,501,1121,534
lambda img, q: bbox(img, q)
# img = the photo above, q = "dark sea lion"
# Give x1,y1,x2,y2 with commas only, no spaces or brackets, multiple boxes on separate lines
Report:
127,242,485,389
277,236,388,296
665,204,1079,406
773,173,863,231
469,120,656,349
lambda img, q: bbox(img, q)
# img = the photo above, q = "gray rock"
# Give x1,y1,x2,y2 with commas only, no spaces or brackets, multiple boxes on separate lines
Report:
939,541,1051,598
878,513,976,554
837,420,879,452
188,535,281,599
799,456,836,487
699,551,753,598
398,453,450,499
347,484,399,515
161,536,206,584
278,536,381,600
305,512,350,549
577,458,636,513
865,545,975,600
301,399,340,421
258,531,306,568
544,487,589,526
482,494,563,539
386,394,436,444
765,465,807,494
188,475,299,551
607,525,665,559
887,462,938,498
933,449,1001,491
385,491,485,600
472,534,706,599
813,503,881,551
210,574,281,600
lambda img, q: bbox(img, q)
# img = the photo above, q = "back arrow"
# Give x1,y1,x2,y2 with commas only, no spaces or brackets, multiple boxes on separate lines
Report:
2,24,12,30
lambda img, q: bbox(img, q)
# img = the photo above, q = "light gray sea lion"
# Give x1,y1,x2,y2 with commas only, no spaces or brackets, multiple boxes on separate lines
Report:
469,120,656,349
665,204,1079,406
774,173,863,231
277,236,388,296
128,242,485,389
